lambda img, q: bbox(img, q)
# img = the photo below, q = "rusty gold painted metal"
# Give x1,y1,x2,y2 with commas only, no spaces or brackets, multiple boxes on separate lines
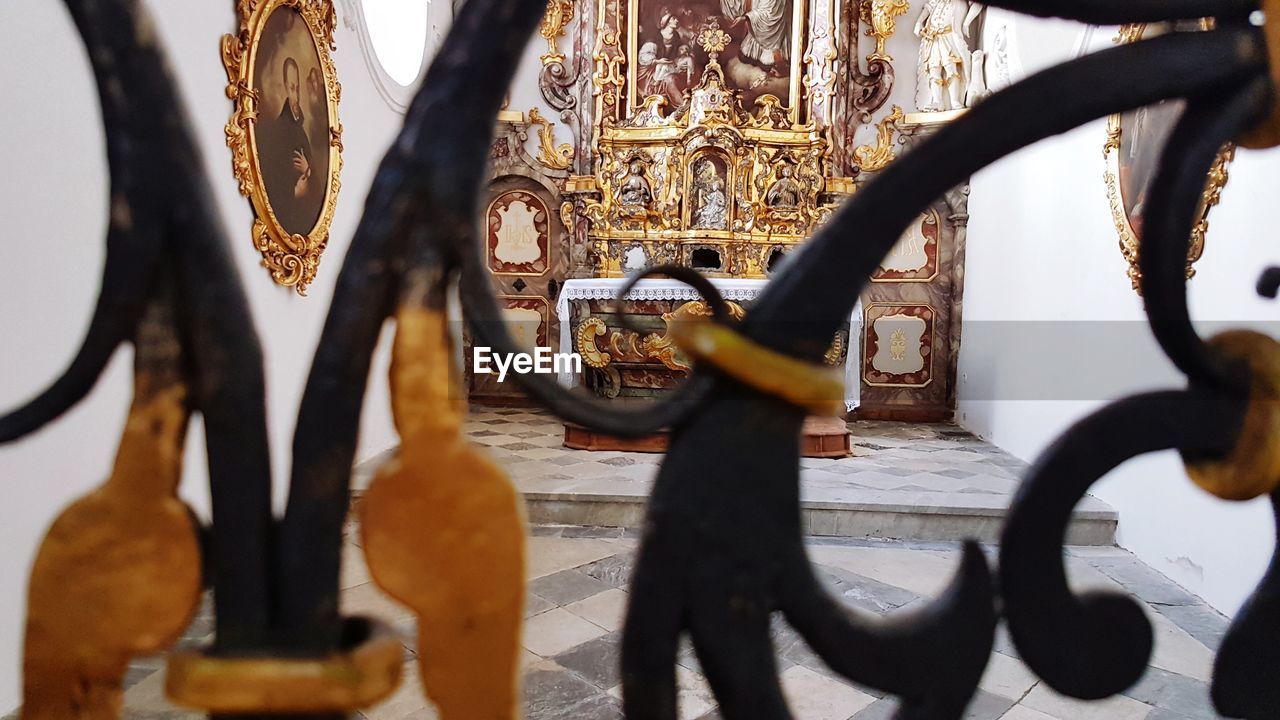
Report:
361,301,526,720
1239,0,1280,148
22,309,200,720
1184,331,1280,500
164,619,402,713
667,318,845,416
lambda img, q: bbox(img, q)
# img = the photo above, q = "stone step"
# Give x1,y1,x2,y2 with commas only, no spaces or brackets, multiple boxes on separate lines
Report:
354,410,1120,546
522,486,1117,546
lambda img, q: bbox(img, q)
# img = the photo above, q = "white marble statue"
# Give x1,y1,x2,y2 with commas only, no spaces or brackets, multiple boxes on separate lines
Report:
964,48,988,106
985,23,1016,92
913,0,983,111
967,4,1018,95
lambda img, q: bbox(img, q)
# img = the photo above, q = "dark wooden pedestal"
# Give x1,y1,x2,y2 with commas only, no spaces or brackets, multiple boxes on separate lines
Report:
564,415,852,458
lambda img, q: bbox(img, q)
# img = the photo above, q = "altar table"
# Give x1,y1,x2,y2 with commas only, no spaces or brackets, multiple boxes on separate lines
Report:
555,277,863,411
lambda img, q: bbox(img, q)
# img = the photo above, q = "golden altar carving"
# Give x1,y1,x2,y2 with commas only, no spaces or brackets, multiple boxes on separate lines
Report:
570,0,853,279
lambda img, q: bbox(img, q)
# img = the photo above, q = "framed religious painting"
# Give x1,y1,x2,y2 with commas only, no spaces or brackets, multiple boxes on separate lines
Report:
223,0,344,295
625,0,807,120
1103,22,1232,294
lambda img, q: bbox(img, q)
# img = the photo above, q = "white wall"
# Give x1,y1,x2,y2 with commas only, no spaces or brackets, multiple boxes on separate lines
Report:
960,17,1280,615
0,1,425,710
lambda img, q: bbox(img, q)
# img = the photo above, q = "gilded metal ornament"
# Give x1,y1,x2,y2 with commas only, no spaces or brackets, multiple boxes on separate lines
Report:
23,301,200,720
165,620,403,714
665,312,846,416
361,297,526,720
1183,331,1280,501
222,0,344,294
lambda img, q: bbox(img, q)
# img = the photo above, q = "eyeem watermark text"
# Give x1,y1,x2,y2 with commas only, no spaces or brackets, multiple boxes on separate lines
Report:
473,347,581,382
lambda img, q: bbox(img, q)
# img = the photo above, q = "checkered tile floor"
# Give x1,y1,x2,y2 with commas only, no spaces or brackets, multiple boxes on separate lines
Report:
105,528,1228,720
29,410,1179,719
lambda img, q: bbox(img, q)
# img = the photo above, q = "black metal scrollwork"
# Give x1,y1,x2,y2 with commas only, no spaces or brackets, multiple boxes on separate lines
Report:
4,0,1279,717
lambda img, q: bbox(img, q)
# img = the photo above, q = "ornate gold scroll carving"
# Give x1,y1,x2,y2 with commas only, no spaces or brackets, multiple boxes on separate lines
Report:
540,0,576,65
862,0,911,62
854,105,904,172
529,107,574,171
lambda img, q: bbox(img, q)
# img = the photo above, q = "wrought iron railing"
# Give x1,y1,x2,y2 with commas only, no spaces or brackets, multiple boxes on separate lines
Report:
4,0,1279,717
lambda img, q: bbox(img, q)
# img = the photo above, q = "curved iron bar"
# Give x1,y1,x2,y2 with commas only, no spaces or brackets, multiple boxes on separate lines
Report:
1000,76,1265,702
614,264,735,324
613,26,1269,720
274,0,718,649
608,264,736,343
1138,72,1268,390
1212,490,1280,718
977,0,1257,24
2,0,278,652
12,0,1278,718
1255,266,1280,298
458,242,717,435
0,1,169,443
999,389,1246,698
742,27,1267,361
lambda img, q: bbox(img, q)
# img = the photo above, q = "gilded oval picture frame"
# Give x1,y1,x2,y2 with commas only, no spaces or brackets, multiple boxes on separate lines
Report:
223,0,343,295
1102,22,1232,294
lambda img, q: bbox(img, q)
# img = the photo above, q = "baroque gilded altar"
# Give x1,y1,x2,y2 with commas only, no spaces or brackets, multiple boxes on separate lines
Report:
563,0,856,279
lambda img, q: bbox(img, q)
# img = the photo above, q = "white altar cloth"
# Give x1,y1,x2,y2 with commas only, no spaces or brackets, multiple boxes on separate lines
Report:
555,277,863,411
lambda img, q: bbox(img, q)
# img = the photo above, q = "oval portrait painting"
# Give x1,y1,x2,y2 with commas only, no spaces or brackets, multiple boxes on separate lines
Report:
1103,22,1231,292
253,7,330,237
224,0,342,294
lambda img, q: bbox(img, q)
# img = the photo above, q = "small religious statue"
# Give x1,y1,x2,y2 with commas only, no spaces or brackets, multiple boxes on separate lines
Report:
913,0,983,112
691,157,728,229
618,158,653,206
765,165,803,209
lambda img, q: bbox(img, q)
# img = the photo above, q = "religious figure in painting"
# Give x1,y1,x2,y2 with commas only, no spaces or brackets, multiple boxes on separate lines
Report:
619,158,655,206
913,0,981,111
253,8,330,237
632,0,795,114
765,164,803,209
638,12,696,108
1120,100,1182,237
262,56,320,234
720,0,790,76
690,156,728,229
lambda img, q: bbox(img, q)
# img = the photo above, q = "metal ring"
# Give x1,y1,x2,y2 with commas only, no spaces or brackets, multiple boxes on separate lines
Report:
1184,330,1280,500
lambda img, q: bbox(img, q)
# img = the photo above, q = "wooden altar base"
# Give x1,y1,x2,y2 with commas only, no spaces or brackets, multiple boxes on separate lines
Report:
563,415,852,458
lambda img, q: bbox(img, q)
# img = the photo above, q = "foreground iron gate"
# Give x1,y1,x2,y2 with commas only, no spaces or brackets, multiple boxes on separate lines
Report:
3,0,1279,717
